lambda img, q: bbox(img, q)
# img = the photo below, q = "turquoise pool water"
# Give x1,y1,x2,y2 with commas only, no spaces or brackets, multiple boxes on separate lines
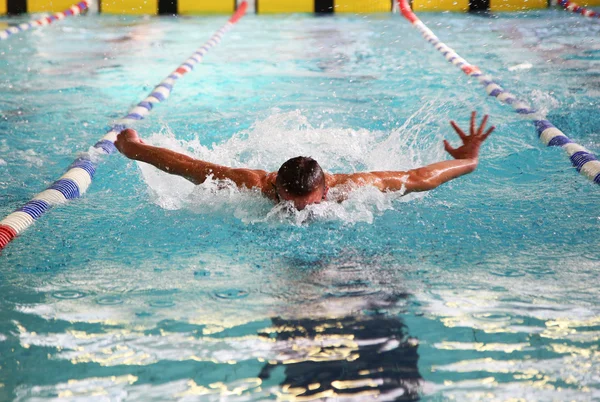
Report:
1,9,599,401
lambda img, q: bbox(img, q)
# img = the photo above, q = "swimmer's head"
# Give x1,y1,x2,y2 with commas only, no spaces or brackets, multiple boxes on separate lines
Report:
275,156,328,210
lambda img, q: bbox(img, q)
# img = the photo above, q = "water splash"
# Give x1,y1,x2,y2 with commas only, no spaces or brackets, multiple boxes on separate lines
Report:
138,107,446,224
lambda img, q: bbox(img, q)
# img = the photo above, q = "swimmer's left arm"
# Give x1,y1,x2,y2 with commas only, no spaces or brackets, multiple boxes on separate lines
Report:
328,112,494,195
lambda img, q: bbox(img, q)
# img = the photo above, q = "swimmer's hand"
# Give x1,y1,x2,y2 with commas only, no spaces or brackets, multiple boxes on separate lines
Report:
114,128,145,158
444,111,494,161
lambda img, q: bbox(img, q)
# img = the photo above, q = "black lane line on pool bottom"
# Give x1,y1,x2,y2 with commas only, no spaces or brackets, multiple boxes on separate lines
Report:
7,0,27,14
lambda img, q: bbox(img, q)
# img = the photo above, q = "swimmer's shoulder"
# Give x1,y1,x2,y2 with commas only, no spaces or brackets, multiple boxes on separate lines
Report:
324,173,350,203
261,171,279,202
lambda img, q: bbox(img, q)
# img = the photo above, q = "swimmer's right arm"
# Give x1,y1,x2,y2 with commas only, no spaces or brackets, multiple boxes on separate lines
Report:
114,129,270,190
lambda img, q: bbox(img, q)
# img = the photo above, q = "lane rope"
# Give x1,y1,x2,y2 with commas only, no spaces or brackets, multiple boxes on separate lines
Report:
397,0,600,186
558,0,600,18
0,1,90,41
0,2,249,251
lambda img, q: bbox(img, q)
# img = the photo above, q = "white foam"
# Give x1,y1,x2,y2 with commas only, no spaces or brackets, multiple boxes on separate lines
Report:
529,89,559,117
507,62,533,72
138,108,446,224
15,149,44,168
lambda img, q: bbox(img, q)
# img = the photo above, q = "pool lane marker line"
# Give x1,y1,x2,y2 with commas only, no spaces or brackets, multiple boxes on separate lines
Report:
0,1,89,41
558,0,600,18
0,2,249,251
398,0,600,186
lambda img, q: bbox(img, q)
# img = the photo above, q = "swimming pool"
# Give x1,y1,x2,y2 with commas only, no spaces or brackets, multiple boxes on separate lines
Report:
1,8,599,401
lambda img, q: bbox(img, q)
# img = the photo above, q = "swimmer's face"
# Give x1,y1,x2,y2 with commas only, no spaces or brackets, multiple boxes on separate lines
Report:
277,186,328,211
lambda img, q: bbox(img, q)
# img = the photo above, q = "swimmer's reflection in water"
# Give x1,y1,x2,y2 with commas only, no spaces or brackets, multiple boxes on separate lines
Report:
258,313,422,401
257,254,422,401
115,112,494,211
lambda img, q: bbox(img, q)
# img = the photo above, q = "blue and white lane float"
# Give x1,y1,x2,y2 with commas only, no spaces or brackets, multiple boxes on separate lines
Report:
0,1,89,41
0,2,249,251
398,0,600,186
558,0,600,18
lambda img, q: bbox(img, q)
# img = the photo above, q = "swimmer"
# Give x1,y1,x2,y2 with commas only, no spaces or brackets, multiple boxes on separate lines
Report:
115,111,494,210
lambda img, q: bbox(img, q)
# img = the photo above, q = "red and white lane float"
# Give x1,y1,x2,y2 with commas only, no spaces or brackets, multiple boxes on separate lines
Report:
0,2,249,251
397,0,600,186
558,0,600,18
0,1,90,41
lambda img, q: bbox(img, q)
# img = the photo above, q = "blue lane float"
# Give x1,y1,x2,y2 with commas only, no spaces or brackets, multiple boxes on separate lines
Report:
0,2,249,251
398,0,600,186
0,1,89,41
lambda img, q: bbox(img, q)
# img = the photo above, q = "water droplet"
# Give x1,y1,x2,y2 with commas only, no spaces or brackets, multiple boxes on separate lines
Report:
326,289,375,298
135,311,153,318
149,300,175,308
194,269,211,278
582,253,600,261
472,312,511,322
214,289,249,300
524,267,555,276
96,296,123,305
490,269,526,277
52,290,86,300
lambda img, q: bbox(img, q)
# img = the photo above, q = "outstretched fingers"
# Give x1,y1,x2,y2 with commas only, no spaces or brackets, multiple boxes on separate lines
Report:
443,139,455,153
477,114,489,136
481,125,495,141
450,121,467,141
470,111,476,136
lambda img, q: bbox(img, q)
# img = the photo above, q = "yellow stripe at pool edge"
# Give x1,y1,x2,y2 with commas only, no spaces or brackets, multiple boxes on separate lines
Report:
28,0,75,12
490,0,547,11
334,0,392,12
413,0,469,12
258,0,313,13
102,0,158,15
178,0,234,14
2,0,600,16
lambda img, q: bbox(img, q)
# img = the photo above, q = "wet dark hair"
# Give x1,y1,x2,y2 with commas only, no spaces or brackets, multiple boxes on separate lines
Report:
276,156,325,197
